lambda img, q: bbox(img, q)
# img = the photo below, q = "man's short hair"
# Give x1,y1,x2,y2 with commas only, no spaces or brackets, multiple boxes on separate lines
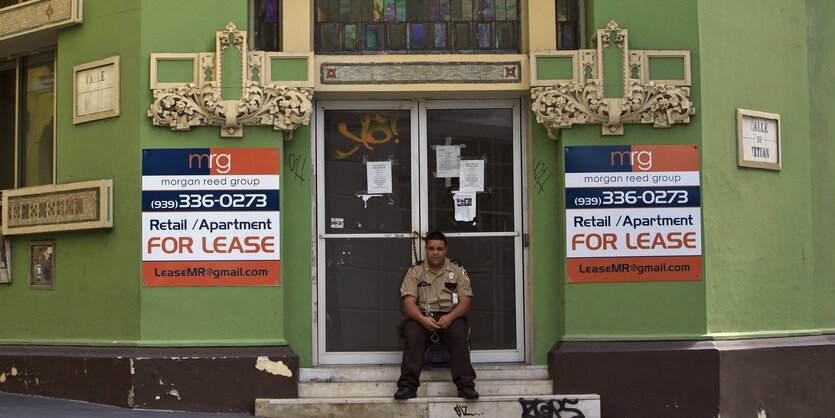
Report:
423,231,447,245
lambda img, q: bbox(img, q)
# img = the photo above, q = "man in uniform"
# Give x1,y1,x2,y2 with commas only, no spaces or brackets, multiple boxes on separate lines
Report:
394,231,479,400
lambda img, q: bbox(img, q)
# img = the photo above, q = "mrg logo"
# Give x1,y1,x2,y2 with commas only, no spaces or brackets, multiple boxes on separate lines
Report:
189,152,231,174
611,149,652,171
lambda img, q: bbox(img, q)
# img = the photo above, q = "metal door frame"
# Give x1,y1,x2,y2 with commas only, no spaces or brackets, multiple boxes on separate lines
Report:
314,99,526,365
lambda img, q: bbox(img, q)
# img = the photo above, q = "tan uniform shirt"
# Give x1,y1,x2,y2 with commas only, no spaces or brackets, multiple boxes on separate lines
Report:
400,258,473,313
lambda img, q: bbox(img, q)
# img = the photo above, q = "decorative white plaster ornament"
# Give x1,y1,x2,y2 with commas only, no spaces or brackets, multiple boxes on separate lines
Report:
147,23,313,139
531,20,695,138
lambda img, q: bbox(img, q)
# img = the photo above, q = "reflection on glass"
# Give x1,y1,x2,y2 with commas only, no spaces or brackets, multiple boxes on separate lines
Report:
556,0,580,50
22,53,54,187
252,0,281,51
447,236,516,350
325,238,412,351
323,110,412,234
426,108,514,233
0,63,15,189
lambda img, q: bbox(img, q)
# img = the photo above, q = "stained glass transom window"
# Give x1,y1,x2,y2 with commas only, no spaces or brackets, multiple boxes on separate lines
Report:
314,0,521,54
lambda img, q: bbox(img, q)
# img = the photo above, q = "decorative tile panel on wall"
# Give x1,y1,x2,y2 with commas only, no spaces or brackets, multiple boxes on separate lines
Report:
320,61,521,84
0,0,81,41
1,180,113,235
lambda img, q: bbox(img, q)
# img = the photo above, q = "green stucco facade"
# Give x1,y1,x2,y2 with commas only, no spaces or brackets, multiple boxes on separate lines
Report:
1,0,834,413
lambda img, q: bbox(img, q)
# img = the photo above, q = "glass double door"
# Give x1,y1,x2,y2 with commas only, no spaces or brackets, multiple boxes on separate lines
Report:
316,100,524,365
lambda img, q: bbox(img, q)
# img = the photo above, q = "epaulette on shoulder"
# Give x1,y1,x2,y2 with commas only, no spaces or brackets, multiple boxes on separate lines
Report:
450,258,462,267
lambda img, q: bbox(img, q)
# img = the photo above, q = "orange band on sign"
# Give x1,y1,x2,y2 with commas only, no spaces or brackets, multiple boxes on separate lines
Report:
143,260,280,286
567,256,702,283
210,148,280,175
631,144,700,172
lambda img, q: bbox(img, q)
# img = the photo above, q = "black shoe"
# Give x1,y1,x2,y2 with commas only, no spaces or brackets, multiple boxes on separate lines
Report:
394,387,417,400
457,387,479,399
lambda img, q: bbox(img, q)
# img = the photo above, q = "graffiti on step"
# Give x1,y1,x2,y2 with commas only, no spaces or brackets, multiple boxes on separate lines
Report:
454,403,482,416
519,397,586,418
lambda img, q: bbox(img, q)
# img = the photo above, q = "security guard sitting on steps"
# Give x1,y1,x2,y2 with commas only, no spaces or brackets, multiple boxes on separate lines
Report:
394,231,479,400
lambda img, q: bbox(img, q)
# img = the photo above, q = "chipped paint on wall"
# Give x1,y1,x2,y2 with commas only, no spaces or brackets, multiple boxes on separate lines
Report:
255,357,293,377
0,373,5,383
168,389,181,400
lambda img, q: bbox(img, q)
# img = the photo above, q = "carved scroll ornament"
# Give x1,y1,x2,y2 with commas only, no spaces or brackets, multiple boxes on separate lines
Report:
531,21,695,138
148,23,313,139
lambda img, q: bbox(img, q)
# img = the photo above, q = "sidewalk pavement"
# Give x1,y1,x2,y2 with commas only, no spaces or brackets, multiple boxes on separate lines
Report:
0,392,250,418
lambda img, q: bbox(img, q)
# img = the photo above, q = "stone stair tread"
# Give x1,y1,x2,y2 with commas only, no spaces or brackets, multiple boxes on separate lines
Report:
298,379,554,398
255,394,602,418
258,394,599,404
301,364,549,382
257,365,601,418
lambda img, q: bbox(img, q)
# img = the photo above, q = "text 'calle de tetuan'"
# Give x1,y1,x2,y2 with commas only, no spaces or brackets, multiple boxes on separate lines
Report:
565,145,702,283
141,148,281,286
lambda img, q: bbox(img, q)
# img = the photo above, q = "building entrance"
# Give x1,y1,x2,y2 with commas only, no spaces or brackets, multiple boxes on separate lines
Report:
315,100,525,365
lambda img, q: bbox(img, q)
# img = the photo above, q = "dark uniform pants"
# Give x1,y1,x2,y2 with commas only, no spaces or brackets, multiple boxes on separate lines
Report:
397,315,477,391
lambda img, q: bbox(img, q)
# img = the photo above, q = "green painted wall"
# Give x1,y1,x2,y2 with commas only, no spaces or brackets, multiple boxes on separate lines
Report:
561,0,704,343
3,0,831,367
0,0,312,354
532,0,706,362
281,125,314,366
807,0,835,332
137,0,287,346
0,0,143,345
529,119,565,363
698,0,816,336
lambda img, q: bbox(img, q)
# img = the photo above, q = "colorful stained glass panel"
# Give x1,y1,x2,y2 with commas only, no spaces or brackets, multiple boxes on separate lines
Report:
410,23,426,49
314,0,521,54
434,23,447,48
476,22,491,48
396,0,406,21
367,25,381,48
384,0,396,21
462,0,473,20
344,24,358,49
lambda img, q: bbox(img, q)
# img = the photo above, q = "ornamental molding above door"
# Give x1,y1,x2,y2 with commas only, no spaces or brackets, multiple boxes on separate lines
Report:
147,22,314,139
530,20,695,138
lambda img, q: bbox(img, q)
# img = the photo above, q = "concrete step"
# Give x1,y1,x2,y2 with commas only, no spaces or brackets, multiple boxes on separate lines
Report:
300,364,550,382
255,395,602,418
299,378,554,398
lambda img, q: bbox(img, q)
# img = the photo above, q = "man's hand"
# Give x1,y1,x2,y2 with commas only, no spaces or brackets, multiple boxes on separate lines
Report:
403,296,440,331
420,315,440,331
435,313,454,329
437,296,471,329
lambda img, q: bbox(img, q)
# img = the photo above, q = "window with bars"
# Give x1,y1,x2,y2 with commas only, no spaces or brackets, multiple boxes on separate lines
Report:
314,0,521,54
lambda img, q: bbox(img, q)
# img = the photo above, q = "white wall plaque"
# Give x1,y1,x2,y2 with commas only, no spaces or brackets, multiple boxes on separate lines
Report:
737,108,781,170
73,56,120,124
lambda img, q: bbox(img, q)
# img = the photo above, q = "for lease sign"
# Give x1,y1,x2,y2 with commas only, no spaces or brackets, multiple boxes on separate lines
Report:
142,148,280,286
565,145,702,283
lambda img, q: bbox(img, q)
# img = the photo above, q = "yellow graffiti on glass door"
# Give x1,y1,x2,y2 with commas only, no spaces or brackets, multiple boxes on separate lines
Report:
336,112,401,159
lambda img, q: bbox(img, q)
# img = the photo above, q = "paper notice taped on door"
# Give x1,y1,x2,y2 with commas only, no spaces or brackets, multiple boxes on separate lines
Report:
366,161,393,194
459,160,484,192
453,192,476,222
436,146,461,178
